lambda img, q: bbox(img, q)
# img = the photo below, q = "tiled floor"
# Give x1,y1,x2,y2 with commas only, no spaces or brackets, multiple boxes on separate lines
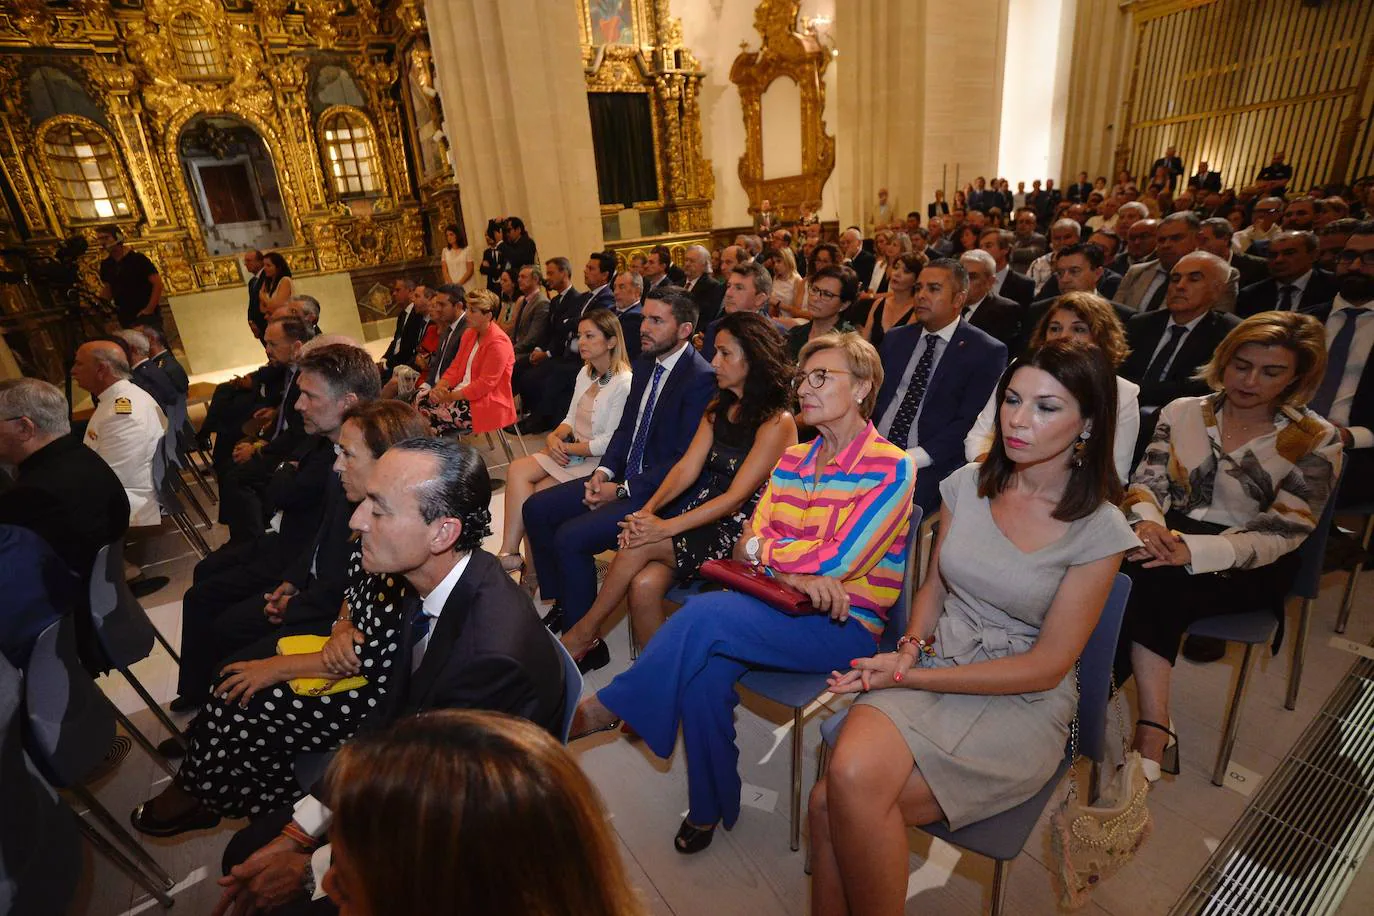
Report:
61,442,1374,915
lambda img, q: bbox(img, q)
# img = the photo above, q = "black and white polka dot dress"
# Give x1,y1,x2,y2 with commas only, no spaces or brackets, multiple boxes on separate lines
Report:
175,541,407,818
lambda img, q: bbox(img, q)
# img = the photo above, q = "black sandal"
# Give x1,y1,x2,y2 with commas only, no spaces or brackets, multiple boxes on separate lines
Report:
674,818,716,855
130,801,221,838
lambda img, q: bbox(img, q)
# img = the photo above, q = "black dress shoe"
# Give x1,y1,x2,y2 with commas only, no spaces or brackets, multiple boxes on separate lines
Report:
156,737,187,759
575,639,610,674
674,818,716,855
130,801,220,838
129,576,170,599
542,604,564,634
1181,634,1227,663
169,695,203,714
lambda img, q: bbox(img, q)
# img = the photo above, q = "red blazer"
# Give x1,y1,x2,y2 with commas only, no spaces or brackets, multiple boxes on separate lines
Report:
440,324,516,434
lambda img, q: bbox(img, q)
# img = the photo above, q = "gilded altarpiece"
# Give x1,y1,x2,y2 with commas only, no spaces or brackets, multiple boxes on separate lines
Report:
0,0,458,375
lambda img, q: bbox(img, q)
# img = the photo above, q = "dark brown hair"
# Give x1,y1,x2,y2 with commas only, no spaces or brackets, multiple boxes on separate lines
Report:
296,343,381,401
709,311,794,430
977,340,1122,521
324,710,645,916
342,400,432,458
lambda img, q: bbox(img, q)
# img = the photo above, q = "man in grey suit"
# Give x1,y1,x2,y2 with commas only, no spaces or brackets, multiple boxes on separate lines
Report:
509,263,551,359
1198,217,1269,290
1116,211,1239,313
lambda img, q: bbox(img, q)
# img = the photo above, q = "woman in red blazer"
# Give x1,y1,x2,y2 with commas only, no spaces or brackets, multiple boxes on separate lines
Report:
422,289,517,436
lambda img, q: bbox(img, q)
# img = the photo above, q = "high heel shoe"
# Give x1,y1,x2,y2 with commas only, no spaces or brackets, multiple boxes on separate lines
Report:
574,639,610,674
674,817,716,855
1136,718,1180,783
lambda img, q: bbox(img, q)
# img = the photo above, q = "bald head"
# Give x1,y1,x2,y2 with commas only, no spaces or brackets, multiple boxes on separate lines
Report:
73,340,131,397
1167,250,1230,320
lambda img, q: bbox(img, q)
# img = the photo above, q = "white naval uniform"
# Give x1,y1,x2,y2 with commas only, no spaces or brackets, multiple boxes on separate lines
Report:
83,377,166,527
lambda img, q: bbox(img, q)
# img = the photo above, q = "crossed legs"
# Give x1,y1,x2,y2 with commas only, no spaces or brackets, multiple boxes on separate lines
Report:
498,454,560,570
810,705,946,916
561,539,678,657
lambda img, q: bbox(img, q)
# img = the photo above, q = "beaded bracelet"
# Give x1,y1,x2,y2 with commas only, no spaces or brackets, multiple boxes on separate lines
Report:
281,822,318,852
896,634,937,657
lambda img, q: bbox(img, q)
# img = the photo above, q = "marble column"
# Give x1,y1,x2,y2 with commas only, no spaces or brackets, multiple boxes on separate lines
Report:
425,0,603,265
836,0,1009,231
1057,0,1135,183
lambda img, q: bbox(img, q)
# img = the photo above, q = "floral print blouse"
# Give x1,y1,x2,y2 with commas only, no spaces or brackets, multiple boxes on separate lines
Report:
1122,393,1343,575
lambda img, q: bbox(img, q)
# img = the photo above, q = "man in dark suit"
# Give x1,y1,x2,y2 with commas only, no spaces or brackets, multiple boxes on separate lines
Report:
198,440,566,915
873,259,1007,515
583,250,616,313
840,227,875,289
174,344,380,710
517,258,592,432
137,323,188,396
1120,251,1241,454
1236,231,1339,317
682,243,725,329
1068,171,1094,204
1151,146,1185,191
380,279,424,375
1198,217,1268,290
120,328,180,411
958,250,1023,347
423,285,467,386
0,378,130,582
524,289,716,648
1304,222,1374,506
1018,244,1134,354
928,190,950,220
244,250,267,339
610,271,645,358
1256,151,1293,195
1187,161,1222,193
642,245,684,294
979,228,1035,308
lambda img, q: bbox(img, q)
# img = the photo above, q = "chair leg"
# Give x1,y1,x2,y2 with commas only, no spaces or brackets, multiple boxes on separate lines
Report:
509,418,531,456
152,626,181,666
790,707,804,852
990,859,1008,916
183,450,217,504
117,665,188,748
173,474,213,530
1285,598,1312,711
111,705,177,779
497,429,515,463
69,783,176,889
1212,643,1256,787
1336,515,1374,634
170,512,209,559
74,814,175,907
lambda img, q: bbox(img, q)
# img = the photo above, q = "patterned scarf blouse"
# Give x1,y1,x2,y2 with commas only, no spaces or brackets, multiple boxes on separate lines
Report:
1122,393,1343,575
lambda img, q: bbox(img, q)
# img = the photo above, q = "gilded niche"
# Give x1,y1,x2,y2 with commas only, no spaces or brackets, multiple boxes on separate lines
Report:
730,0,835,224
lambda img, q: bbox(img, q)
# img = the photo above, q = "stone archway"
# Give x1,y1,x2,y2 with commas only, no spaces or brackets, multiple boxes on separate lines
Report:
177,114,293,257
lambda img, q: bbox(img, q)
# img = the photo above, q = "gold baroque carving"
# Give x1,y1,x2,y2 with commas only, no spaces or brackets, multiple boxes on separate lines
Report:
730,0,834,224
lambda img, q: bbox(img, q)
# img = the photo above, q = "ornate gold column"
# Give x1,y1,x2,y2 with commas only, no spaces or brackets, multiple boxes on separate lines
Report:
424,0,603,264
84,59,179,233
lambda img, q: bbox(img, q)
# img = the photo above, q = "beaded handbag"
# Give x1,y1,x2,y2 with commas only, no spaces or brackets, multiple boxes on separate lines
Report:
1049,670,1153,910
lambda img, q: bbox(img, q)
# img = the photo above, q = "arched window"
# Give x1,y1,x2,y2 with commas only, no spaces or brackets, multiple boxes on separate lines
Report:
38,118,132,222
319,107,383,197
169,12,223,79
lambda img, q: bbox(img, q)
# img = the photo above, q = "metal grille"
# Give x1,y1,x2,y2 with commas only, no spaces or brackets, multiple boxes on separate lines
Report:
1172,657,1374,915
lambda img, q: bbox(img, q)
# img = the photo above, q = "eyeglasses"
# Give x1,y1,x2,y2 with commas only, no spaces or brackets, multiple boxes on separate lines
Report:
1254,207,1281,215
808,285,842,302
1337,250,1374,267
792,368,852,390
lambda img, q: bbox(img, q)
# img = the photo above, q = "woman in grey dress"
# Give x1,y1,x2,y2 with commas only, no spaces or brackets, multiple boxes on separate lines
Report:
809,341,1140,916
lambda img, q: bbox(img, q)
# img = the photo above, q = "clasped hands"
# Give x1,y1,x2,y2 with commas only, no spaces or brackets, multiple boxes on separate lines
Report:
583,470,618,508
1127,520,1192,568
616,510,670,549
543,432,573,467
828,642,923,694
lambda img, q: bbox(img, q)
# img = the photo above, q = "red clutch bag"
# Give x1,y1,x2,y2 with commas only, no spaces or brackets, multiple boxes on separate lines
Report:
698,559,818,616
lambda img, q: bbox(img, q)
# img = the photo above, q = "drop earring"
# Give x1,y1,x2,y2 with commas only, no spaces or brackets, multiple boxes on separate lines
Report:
1071,429,1090,468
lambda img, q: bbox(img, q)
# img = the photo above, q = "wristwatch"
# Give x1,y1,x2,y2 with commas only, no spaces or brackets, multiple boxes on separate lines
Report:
615,482,630,500
745,535,762,565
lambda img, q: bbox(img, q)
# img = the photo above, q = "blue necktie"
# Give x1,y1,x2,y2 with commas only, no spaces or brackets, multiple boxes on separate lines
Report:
1310,308,1370,417
626,363,667,478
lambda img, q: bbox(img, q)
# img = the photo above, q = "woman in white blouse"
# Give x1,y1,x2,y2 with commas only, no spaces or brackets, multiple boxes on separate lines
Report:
965,291,1140,483
440,224,474,287
498,309,633,578
1119,311,1342,782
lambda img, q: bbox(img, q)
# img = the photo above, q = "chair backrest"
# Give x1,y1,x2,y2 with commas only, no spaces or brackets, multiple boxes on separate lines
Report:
878,504,924,653
1289,464,1346,600
1075,572,1133,765
164,397,191,455
550,630,584,744
23,616,118,786
87,542,155,670
0,651,81,916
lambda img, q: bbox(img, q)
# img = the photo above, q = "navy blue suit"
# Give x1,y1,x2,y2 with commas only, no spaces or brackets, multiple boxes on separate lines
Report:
523,344,716,630
585,284,615,314
873,320,1007,514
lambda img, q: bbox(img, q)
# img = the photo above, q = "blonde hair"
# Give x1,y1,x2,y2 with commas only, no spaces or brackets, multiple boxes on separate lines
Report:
466,288,500,314
578,308,632,376
1029,291,1131,368
1199,310,1329,408
797,331,885,418
325,710,645,916
776,246,798,280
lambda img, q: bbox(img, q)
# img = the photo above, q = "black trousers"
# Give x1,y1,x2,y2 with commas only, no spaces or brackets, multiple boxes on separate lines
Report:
222,806,337,916
177,537,290,699
518,357,582,431
217,454,276,540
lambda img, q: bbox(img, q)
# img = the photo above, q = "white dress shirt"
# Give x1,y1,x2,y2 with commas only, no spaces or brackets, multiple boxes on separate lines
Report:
1323,295,1374,448
876,318,960,468
1274,269,1313,309
1144,311,1207,378
992,265,1010,298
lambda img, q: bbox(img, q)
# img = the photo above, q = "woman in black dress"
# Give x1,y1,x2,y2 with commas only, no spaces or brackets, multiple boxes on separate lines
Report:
559,311,798,672
130,402,431,836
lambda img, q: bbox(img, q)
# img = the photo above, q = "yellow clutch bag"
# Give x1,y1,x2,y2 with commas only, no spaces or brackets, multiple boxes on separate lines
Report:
276,634,368,697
